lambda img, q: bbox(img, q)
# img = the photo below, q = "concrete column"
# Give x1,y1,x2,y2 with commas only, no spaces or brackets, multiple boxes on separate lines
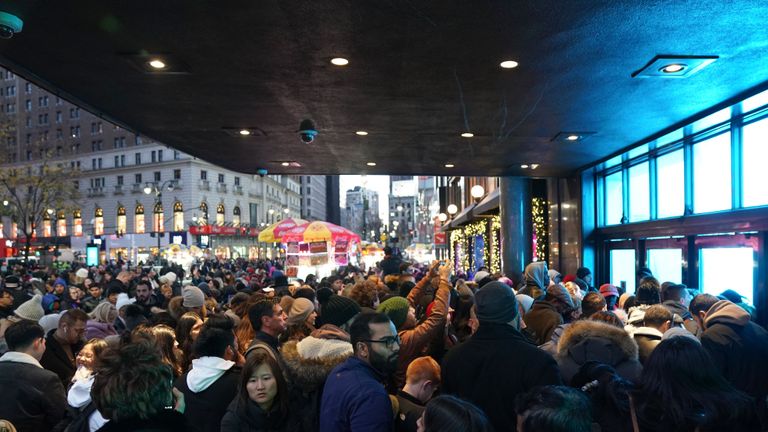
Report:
499,177,531,278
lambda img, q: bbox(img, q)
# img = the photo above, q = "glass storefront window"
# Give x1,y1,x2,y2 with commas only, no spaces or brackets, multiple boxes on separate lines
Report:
742,118,768,207
604,155,622,169
604,172,623,226
700,247,754,304
656,149,685,218
693,132,731,213
628,162,650,222
647,248,683,284
627,143,649,160
610,249,636,294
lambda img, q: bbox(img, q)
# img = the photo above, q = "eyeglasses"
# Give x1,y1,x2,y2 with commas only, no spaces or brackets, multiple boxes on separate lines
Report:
362,335,401,350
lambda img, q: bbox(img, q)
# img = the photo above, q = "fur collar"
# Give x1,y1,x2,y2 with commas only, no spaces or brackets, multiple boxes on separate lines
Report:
557,319,638,360
281,340,351,391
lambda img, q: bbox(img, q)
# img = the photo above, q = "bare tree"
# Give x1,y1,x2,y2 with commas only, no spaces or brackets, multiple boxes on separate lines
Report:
0,115,81,261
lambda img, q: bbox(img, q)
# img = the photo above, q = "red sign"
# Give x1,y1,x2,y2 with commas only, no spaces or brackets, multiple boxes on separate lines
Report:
188,225,260,237
434,232,446,245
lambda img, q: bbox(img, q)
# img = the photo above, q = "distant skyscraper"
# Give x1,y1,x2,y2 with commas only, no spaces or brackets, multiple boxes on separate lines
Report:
344,186,381,241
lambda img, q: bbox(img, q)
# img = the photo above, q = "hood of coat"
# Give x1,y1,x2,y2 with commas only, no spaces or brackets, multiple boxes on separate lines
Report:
524,262,549,290
68,374,95,408
281,338,352,391
557,319,639,365
704,300,750,328
186,356,236,393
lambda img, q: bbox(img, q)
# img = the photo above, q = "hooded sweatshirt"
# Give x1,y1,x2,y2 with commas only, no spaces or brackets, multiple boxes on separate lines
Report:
701,299,768,415
175,356,240,432
519,262,549,300
68,374,109,431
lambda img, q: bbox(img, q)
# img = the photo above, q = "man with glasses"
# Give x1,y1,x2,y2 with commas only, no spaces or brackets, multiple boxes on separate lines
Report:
41,308,88,386
320,312,400,432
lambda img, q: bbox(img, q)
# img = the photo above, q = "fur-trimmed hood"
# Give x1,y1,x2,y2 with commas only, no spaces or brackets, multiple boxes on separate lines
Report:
281,338,351,392
557,319,639,364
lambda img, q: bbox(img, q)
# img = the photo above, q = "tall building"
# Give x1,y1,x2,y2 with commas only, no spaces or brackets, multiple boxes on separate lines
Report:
389,176,417,246
299,176,327,221
344,186,381,242
0,67,301,262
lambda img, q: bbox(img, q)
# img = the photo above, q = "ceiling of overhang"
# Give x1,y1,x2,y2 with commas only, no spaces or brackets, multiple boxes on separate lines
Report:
1,0,768,177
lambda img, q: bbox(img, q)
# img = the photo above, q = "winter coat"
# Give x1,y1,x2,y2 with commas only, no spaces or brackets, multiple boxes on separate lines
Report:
393,276,450,389
85,319,117,340
319,356,393,432
632,326,663,365
40,328,83,387
556,319,642,385
701,300,768,423
220,397,288,432
98,409,188,432
539,323,569,356
441,322,562,432
174,356,241,432
0,352,67,432
524,301,564,346
394,390,424,432
281,337,351,432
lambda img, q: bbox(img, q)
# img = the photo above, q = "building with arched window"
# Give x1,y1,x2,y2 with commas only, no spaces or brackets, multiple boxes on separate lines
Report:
116,206,127,235
216,203,225,225
94,207,104,235
173,201,184,231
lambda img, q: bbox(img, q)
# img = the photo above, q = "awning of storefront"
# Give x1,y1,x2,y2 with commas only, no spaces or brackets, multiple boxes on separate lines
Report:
473,189,500,216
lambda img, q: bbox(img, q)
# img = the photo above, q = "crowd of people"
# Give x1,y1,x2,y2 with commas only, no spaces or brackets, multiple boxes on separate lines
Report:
0,246,766,432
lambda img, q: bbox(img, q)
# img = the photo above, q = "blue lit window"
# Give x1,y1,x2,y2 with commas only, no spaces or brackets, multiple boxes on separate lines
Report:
647,248,682,284
628,162,649,222
656,150,685,218
610,249,636,294
742,118,768,207
604,172,623,225
693,132,731,213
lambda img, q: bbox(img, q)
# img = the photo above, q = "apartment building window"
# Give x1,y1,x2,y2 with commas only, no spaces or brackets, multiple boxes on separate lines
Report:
69,107,79,119
234,177,240,186
307,176,311,184
71,143,80,154
73,180,79,190
7,86,15,96
114,156,119,167
25,83,31,93
154,171,161,182
200,170,207,180
117,206,127,234
25,100,31,111
91,141,102,152
135,204,145,234
135,136,142,145
26,150,32,161
38,96,48,107
97,158,102,169
56,129,63,139
174,150,180,160
135,173,142,184
70,126,80,138
114,137,125,148
158,150,163,162
173,202,184,231
25,117,31,127
218,173,225,183
94,207,104,236
153,203,164,232
306,187,311,195
120,155,125,166
5,103,14,113
135,152,141,165
151,151,156,162
55,146,62,157
173,169,181,180
117,175,124,185
56,111,62,123
56,97,62,105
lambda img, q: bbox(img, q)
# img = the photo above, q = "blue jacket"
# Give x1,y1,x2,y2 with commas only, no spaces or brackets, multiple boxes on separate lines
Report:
319,356,393,432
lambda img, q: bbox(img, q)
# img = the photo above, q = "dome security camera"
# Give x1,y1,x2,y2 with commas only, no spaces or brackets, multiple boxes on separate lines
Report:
298,119,318,144
0,12,23,39
256,168,268,178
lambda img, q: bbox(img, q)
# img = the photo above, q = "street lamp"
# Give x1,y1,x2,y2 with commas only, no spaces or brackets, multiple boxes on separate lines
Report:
471,184,485,202
438,213,448,222
143,179,177,258
283,207,289,214
447,204,458,216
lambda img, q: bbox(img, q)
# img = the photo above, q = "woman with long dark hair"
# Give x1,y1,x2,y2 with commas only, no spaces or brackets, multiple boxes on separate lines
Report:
176,312,203,372
417,395,493,432
633,336,759,431
220,351,290,431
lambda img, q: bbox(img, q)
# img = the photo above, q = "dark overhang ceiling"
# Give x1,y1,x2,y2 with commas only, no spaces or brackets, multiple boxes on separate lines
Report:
2,1,768,176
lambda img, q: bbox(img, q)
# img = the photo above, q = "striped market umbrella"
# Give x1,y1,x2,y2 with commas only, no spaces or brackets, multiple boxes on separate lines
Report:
281,221,361,244
257,218,308,243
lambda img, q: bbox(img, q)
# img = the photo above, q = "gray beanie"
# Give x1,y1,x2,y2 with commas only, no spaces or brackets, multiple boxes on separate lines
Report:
475,281,518,324
14,294,45,321
182,286,205,308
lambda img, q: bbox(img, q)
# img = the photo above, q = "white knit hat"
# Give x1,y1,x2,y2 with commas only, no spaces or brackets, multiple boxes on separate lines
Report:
296,335,353,360
116,293,136,311
75,268,89,279
159,271,177,285
14,294,45,321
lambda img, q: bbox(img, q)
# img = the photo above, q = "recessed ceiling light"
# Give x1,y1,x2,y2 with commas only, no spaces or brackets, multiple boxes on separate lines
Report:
566,134,579,141
461,132,474,138
366,162,376,166
356,131,368,136
239,129,251,136
444,163,455,168
660,63,686,73
331,57,349,66
148,59,166,69
530,163,540,169
500,60,519,69
632,55,717,79
281,162,290,167
552,132,595,142
521,164,529,169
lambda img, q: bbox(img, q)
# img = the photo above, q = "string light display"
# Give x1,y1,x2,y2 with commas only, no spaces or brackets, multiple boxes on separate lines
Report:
532,197,548,262
490,215,501,273
450,219,488,274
